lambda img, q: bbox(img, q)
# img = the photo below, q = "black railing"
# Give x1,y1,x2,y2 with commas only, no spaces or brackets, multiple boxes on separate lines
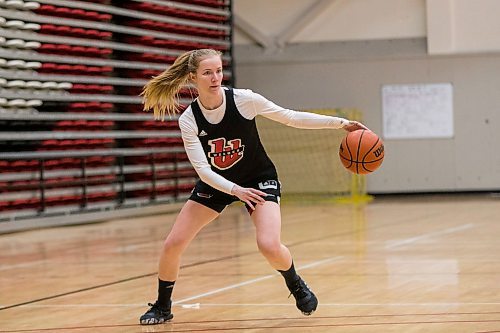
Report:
0,148,197,219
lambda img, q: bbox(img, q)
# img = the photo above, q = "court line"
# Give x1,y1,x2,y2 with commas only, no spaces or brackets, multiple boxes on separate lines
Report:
0,260,47,271
0,213,407,311
386,223,475,249
132,320,500,332
2,312,500,332
9,302,500,308
196,302,500,307
174,256,344,304
0,253,251,311
0,253,344,311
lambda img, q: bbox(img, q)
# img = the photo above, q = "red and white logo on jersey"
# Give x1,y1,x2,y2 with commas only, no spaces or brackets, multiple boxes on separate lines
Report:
208,137,245,170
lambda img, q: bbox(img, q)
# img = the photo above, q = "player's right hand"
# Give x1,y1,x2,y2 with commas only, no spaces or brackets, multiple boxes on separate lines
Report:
343,121,368,132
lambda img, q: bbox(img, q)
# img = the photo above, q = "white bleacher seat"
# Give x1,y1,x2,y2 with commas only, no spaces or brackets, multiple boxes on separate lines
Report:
6,80,26,88
5,20,24,29
0,36,6,46
0,58,6,67
23,1,40,10
6,59,26,69
57,82,73,90
7,99,28,107
22,22,41,30
0,17,6,26
23,41,41,49
0,98,7,107
41,81,58,89
24,61,42,69
0,78,7,87
5,0,25,10
5,39,26,48
25,80,43,89
26,99,42,107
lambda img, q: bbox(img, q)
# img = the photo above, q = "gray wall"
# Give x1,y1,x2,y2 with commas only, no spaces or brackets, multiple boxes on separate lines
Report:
234,40,500,193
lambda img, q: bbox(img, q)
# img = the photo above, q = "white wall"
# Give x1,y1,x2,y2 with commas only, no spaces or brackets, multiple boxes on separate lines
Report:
427,0,500,54
233,0,500,193
234,0,500,54
234,0,426,45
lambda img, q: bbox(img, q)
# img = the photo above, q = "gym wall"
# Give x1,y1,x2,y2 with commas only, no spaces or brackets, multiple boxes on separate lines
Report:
233,0,500,194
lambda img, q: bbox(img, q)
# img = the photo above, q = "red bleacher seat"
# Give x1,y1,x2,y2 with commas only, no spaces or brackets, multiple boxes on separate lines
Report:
69,8,86,18
38,43,112,58
175,0,227,8
35,4,57,15
55,7,71,16
123,2,226,23
71,84,113,94
39,24,57,34
98,13,112,21
67,101,114,113
56,25,71,35
86,156,114,166
11,198,40,210
43,159,60,169
85,11,100,21
0,201,9,211
87,191,116,202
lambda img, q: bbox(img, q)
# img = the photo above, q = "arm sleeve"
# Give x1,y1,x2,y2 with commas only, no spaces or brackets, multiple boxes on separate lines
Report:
246,91,348,129
178,113,236,195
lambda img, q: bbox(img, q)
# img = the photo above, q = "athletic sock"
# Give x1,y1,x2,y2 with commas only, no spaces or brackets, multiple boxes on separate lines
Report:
278,261,299,288
158,279,175,307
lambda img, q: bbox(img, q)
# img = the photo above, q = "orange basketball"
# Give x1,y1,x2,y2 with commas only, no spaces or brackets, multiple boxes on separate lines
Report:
339,130,384,174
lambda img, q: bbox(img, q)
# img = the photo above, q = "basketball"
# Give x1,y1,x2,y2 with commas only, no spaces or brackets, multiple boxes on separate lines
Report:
339,130,384,174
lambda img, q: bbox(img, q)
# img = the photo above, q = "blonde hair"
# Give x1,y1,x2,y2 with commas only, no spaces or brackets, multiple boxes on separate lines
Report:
141,48,223,120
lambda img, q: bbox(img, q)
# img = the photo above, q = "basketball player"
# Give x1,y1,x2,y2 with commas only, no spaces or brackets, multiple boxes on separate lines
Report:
139,49,368,325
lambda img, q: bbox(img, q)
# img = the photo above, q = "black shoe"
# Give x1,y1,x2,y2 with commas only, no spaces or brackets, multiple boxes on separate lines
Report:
288,276,318,315
139,301,173,325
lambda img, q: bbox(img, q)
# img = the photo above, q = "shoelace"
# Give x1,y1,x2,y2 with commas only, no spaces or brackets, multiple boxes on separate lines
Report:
288,280,309,299
148,302,169,315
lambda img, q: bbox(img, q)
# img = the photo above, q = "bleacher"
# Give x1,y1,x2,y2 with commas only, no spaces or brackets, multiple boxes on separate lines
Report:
0,0,232,230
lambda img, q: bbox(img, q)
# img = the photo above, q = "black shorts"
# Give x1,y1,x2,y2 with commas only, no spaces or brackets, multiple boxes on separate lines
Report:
188,179,281,213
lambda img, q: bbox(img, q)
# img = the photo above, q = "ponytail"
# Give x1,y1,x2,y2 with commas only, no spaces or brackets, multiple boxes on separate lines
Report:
141,51,192,121
141,49,222,121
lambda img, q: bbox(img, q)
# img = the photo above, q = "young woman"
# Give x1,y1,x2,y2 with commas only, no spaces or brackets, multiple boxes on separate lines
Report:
140,48,368,325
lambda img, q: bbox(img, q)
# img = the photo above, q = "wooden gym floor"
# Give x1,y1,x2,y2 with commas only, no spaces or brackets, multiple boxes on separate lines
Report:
1,194,500,332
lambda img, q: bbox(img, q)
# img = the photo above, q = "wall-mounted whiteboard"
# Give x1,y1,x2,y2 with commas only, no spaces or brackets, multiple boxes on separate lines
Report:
382,83,454,139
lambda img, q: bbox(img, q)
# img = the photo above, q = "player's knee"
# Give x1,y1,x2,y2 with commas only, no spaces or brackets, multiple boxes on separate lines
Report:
257,238,282,259
162,235,188,256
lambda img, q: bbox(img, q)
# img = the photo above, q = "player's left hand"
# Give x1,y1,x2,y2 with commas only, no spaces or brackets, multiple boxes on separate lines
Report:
343,121,369,132
231,185,267,210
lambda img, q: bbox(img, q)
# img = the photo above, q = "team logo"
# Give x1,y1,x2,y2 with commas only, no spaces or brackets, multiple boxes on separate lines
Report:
208,137,245,170
258,180,278,190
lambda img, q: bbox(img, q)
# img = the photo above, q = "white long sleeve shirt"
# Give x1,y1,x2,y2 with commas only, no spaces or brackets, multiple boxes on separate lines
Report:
178,87,348,195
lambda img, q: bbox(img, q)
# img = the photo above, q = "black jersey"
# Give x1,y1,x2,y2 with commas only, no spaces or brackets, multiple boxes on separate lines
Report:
190,88,277,185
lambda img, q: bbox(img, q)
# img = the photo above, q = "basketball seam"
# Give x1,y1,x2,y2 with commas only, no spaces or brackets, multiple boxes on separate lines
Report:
362,137,381,173
355,130,364,174
344,139,353,168
361,138,380,162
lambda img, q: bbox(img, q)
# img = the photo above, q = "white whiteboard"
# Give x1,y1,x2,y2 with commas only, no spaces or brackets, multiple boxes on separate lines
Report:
382,83,454,139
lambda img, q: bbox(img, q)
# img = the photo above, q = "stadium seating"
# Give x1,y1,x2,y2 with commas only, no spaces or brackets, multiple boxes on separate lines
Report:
0,0,232,223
